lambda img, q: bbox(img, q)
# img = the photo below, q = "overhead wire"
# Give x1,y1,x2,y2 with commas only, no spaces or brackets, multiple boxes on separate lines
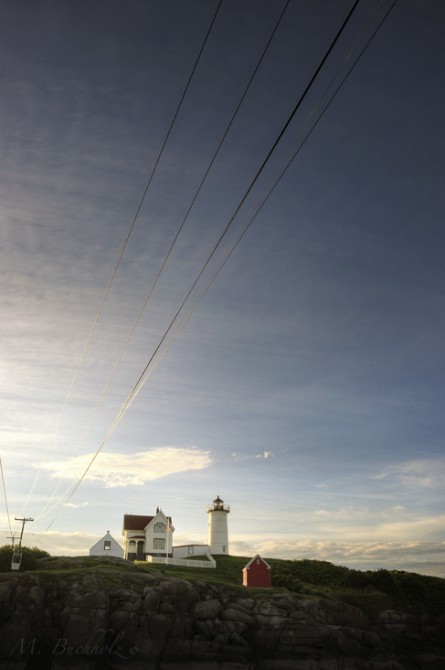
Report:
174,0,400,330
33,0,292,524
35,0,398,539
0,457,12,539
34,0,371,535
213,0,398,257
28,0,225,521
92,0,400,434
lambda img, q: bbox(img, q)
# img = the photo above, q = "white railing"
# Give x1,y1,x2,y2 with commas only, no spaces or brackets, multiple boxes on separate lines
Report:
146,555,216,569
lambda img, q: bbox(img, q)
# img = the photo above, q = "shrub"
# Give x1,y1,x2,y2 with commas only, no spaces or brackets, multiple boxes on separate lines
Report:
0,545,50,572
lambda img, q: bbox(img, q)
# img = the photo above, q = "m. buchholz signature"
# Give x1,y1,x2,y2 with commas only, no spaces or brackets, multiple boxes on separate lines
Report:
10,629,137,660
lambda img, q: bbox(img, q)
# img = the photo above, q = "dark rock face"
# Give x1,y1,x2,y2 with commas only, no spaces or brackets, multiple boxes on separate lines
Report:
0,571,444,669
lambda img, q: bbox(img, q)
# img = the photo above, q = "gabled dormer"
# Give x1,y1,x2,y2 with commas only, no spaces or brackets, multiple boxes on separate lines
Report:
144,507,175,557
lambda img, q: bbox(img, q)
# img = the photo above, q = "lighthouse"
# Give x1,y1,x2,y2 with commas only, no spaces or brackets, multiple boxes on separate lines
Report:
207,495,230,555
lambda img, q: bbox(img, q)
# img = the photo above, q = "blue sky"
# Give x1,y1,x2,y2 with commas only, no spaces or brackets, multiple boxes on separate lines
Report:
1,0,444,576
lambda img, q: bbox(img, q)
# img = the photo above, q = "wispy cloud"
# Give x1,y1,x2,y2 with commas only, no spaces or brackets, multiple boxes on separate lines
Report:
375,456,445,488
231,536,445,577
63,502,89,509
308,508,445,543
36,446,212,487
313,505,406,522
26,530,108,556
256,450,273,459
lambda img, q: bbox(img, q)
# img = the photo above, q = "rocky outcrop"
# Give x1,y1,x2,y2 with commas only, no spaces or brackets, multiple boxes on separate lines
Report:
0,568,444,669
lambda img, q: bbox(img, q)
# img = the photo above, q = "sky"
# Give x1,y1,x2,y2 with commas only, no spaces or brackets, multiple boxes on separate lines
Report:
1,0,444,577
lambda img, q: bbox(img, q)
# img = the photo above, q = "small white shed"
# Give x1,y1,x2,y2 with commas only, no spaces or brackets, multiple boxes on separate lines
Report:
89,531,124,558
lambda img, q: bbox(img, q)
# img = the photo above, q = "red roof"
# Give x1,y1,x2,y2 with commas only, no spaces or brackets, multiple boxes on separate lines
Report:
123,514,153,531
122,513,173,531
243,554,271,570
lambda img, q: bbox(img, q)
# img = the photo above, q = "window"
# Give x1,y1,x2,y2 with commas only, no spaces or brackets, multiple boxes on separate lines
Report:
154,522,166,533
104,540,111,551
187,546,194,555
153,538,165,550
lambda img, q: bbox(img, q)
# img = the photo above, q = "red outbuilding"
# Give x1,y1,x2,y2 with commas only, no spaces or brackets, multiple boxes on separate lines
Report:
242,554,272,588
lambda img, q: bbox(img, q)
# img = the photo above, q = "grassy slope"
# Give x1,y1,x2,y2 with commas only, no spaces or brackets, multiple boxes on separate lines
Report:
2,549,445,619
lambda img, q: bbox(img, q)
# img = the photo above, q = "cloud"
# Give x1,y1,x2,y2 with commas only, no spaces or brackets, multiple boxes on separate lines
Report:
313,505,406,522
230,536,445,577
256,451,273,459
307,508,445,544
63,502,89,509
24,530,108,556
375,456,445,489
367,515,445,542
36,446,212,487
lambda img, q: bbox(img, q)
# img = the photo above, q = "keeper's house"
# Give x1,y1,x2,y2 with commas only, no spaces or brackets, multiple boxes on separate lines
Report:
122,508,174,561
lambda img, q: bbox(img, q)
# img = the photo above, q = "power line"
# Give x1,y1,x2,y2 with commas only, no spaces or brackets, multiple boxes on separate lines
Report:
240,0,400,232
104,0,401,453
215,0,398,257
35,0,398,537
6,534,17,548
167,0,401,353
27,0,225,521
110,0,366,413
34,0,291,523
0,457,12,537
84,0,399,438
34,0,367,533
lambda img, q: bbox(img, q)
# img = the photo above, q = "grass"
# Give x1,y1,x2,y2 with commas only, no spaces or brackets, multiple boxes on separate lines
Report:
2,548,445,620
135,554,251,591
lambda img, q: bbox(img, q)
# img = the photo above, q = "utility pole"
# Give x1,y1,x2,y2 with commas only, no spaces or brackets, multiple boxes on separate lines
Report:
14,517,34,549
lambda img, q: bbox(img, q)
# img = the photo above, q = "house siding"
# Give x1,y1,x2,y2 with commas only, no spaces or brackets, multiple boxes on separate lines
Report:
242,555,272,588
123,510,174,560
89,532,124,559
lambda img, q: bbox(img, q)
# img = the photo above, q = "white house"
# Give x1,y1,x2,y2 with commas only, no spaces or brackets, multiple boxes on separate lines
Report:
89,531,124,558
122,508,174,561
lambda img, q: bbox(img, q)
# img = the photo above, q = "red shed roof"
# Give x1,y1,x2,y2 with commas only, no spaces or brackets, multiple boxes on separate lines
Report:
243,554,271,570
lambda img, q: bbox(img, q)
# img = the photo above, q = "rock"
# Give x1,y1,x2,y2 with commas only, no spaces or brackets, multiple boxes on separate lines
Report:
194,598,223,620
0,570,443,669
222,607,255,626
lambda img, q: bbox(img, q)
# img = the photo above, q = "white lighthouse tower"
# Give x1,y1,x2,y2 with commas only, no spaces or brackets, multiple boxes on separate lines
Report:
207,495,230,555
